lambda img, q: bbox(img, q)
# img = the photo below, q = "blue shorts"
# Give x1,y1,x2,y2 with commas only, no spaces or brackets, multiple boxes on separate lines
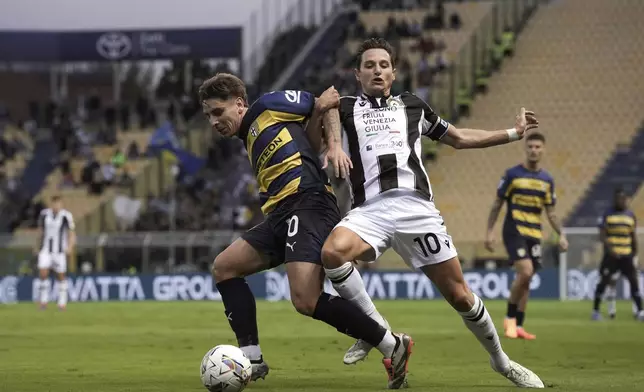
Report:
503,234,543,270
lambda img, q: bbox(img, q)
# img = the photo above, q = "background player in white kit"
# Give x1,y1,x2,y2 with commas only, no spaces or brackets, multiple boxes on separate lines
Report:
318,38,544,388
34,195,76,310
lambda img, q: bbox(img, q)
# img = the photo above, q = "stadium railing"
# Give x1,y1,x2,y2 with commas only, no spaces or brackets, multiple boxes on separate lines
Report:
559,227,644,301
0,231,240,276
244,0,344,81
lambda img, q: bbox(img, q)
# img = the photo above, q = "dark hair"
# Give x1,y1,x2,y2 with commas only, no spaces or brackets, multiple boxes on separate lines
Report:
355,38,396,69
51,195,61,202
615,186,626,196
525,131,545,143
198,73,248,106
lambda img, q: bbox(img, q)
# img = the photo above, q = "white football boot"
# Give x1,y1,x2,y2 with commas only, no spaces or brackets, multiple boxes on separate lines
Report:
344,317,391,365
491,358,545,388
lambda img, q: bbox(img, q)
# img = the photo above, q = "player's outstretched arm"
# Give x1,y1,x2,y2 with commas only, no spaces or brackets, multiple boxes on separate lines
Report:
440,108,538,149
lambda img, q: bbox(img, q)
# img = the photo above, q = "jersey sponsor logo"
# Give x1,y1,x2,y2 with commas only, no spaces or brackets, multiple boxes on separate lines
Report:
361,108,397,135
370,136,404,152
256,136,286,169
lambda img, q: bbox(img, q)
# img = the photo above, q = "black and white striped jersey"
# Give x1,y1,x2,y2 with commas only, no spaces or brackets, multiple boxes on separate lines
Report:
339,92,451,208
38,208,75,254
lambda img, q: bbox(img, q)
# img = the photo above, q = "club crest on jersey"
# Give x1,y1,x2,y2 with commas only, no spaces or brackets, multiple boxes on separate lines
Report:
517,248,526,258
386,96,402,109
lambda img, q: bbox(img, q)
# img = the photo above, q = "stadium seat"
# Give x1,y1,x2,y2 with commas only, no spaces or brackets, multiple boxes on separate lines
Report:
351,1,495,95
428,0,644,252
33,129,158,232
631,188,644,228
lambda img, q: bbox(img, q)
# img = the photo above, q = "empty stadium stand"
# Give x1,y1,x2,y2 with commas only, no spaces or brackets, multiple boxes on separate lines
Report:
631,185,644,224
568,126,644,227
428,0,644,262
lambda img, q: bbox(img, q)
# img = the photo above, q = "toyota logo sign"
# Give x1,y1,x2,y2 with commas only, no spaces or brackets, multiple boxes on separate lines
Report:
96,32,132,60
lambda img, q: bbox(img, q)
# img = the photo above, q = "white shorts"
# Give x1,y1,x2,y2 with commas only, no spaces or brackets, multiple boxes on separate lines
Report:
335,190,458,270
38,252,67,274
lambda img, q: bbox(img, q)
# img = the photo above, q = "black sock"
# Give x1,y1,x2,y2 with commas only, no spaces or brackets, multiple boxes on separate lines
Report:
594,280,608,311
628,277,643,312
506,302,518,318
216,277,259,347
312,292,387,347
633,294,643,312
516,311,525,327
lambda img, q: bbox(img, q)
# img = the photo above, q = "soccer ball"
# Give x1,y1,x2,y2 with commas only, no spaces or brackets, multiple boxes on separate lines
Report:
200,345,252,392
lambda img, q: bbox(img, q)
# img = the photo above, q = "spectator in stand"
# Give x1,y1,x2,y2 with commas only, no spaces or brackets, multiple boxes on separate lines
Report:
450,11,462,29
126,141,140,159
415,35,436,55
58,159,75,189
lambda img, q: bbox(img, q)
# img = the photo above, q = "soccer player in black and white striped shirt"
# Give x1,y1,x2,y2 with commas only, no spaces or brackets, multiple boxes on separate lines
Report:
316,38,544,388
34,195,76,310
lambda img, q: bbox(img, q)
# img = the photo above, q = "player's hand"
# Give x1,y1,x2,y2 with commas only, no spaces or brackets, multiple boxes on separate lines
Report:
316,86,340,113
558,235,569,252
484,232,496,252
323,145,353,179
514,107,538,139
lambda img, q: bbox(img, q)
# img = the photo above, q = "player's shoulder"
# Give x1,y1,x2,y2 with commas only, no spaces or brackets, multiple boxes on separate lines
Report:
398,91,431,109
339,95,358,105
339,95,358,116
40,208,51,216
538,168,555,182
505,164,524,177
62,209,74,218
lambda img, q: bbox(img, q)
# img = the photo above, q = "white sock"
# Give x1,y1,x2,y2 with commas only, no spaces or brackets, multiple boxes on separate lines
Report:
459,293,509,370
325,262,388,329
241,345,262,362
58,280,68,307
606,286,617,315
39,279,50,304
376,330,397,358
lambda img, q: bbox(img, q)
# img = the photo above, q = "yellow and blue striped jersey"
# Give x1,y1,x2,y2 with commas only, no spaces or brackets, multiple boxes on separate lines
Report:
497,164,556,240
238,90,333,215
599,208,636,256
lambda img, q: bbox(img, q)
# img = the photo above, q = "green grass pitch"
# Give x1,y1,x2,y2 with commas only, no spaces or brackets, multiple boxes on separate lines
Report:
1,300,643,391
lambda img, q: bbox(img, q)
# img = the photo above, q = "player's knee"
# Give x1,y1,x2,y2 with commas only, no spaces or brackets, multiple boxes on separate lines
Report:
515,267,534,286
445,284,474,311
290,291,318,316
211,254,239,283
321,237,352,267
